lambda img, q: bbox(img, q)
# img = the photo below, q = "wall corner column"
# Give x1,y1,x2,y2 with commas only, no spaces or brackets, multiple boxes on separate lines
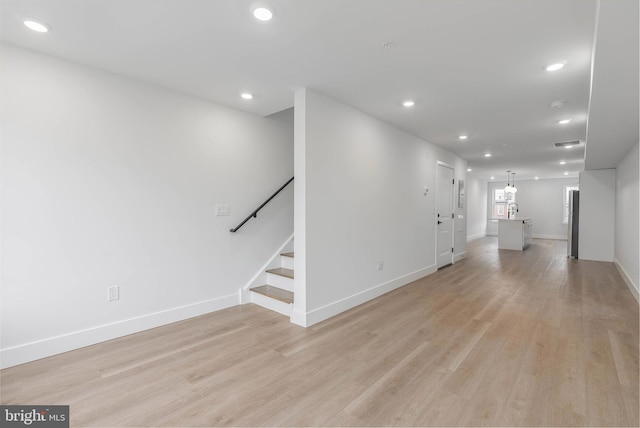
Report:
292,88,308,326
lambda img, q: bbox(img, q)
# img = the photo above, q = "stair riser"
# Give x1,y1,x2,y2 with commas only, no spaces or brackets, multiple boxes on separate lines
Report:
267,273,294,292
280,256,294,270
251,291,293,316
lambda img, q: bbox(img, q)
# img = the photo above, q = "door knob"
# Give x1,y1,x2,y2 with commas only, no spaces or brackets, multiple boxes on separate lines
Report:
437,220,443,225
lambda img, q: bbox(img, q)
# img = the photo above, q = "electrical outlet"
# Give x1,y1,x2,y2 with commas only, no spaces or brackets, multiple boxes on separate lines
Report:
108,285,119,301
377,260,384,271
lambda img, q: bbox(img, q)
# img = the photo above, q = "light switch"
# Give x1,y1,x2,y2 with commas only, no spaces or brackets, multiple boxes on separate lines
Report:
215,204,230,216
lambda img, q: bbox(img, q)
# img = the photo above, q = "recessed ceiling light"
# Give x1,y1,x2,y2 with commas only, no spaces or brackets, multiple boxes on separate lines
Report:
535,176,539,180
559,161,566,165
483,153,492,157
467,168,472,172
557,119,572,125
564,172,569,175
253,6,273,21
24,19,50,33
240,92,253,100
403,100,415,107
459,135,468,140
546,62,565,71
490,176,495,180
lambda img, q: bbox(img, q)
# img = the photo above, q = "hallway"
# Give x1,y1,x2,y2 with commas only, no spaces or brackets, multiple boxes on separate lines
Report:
2,238,638,426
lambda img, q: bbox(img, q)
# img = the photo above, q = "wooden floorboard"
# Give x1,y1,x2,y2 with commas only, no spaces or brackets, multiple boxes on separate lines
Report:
251,285,294,304
1,237,638,426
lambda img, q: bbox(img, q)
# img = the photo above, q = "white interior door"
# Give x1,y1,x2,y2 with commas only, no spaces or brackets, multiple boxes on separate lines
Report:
436,164,454,269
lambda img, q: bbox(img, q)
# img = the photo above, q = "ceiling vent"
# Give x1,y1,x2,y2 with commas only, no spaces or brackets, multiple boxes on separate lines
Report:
554,140,580,148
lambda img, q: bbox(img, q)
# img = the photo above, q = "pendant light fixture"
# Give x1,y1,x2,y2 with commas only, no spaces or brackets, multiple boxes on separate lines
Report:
504,171,518,194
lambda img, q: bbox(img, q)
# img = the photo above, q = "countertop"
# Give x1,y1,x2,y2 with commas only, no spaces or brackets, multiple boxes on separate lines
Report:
498,217,532,222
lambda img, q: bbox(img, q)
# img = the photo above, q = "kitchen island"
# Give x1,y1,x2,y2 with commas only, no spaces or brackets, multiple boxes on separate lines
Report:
498,218,533,250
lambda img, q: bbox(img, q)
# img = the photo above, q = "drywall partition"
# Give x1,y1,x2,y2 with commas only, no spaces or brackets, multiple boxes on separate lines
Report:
614,142,639,301
579,169,616,261
466,177,487,241
294,88,466,326
292,90,308,325
1,46,294,367
516,177,579,239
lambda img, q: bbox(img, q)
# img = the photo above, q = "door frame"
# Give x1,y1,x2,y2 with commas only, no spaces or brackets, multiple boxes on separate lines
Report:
435,161,455,269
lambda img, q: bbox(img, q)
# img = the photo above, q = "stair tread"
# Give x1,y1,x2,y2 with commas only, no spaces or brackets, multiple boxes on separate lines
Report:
251,285,294,304
266,267,294,279
281,252,294,258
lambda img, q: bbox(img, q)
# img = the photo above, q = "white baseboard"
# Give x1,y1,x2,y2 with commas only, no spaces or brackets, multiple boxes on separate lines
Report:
0,294,238,369
614,259,639,304
532,234,567,240
302,264,437,327
467,232,486,242
290,308,307,327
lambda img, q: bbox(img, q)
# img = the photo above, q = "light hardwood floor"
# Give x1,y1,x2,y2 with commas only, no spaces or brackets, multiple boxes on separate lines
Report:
2,238,638,426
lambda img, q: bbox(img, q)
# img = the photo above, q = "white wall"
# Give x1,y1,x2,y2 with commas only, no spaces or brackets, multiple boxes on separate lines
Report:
466,177,487,240
614,142,639,300
293,88,466,326
1,45,294,367
485,177,578,239
579,169,616,261
292,90,308,323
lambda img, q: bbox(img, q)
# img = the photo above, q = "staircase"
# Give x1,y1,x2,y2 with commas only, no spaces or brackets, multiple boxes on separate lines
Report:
250,252,294,316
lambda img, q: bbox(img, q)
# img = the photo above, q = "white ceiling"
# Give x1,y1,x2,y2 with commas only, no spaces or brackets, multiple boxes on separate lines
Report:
1,0,637,181
585,0,639,170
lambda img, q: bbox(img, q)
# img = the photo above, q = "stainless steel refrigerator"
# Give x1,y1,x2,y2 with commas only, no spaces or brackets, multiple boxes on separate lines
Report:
567,190,579,258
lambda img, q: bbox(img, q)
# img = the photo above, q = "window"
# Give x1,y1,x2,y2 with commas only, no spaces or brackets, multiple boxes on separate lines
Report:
492,188,514,219
563,185,579,224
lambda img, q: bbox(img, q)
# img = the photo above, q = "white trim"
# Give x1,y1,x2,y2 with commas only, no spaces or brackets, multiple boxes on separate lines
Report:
250,291,293,316
532,234,567,240
614,258,640,304
281,254,294,270
290,308,308,327
467,232,486,242
303,264,437,327
453,251,467,263
239,233,294,303
436,162,455,269
0,294,238,369
266,272,294,291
